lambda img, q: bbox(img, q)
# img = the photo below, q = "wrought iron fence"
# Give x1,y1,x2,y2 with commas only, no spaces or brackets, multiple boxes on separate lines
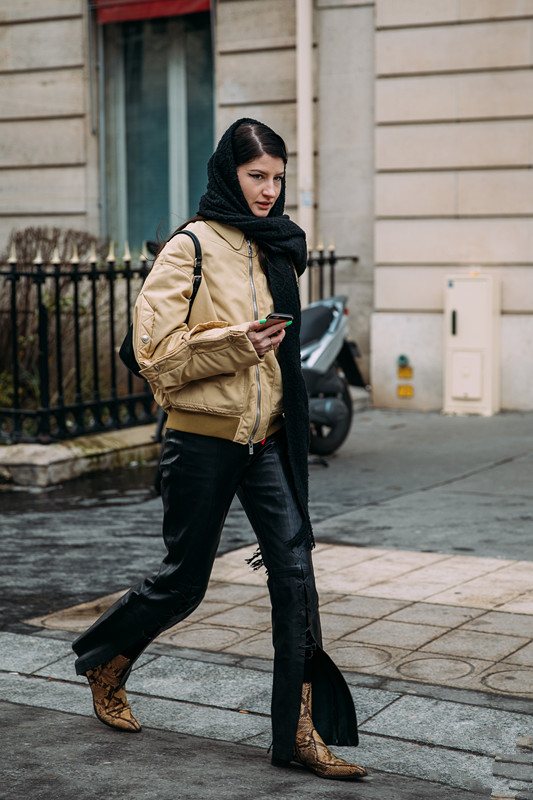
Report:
0,243,154,443
307,242,358,304
0,240,356,444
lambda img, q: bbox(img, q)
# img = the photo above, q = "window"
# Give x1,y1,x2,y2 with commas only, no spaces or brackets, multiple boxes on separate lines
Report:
101,11,213,250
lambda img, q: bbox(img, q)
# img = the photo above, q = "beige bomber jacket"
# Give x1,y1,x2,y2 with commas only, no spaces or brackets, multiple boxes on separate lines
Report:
133,220,284,448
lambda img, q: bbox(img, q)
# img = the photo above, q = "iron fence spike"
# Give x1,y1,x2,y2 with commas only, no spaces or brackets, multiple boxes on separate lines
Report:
70,243,80,264
8,240,17,264
33,245,43,265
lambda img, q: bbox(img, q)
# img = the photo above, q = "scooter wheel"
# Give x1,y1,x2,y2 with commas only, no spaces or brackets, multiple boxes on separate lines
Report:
309,380,353,456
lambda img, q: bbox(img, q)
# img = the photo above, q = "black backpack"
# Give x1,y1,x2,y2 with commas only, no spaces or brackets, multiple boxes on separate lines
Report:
119,230,202,378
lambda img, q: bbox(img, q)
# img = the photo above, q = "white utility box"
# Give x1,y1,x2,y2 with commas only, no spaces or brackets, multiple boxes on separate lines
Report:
443,274,500,416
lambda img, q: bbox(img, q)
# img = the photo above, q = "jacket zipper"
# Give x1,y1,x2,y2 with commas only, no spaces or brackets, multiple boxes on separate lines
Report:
247,239,261,454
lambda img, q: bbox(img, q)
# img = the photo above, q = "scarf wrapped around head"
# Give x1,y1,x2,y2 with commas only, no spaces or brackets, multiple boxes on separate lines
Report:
198,118,314,554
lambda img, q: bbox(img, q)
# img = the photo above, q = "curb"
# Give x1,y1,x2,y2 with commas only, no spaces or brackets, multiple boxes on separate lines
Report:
0,424,160,488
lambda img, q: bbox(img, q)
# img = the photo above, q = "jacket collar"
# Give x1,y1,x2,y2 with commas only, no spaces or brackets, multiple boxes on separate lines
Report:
205,220,246,251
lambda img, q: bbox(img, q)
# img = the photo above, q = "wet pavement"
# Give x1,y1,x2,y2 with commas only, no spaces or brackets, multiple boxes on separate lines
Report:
1,409,533,799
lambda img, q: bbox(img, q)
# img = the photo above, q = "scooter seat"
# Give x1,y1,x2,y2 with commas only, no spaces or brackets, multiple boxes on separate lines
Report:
300,305,334,347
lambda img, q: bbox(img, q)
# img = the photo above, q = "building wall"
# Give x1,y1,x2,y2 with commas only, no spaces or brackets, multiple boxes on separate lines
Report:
316,0,375,381
372,0,533,410
0,0,99,249
215,0,299,215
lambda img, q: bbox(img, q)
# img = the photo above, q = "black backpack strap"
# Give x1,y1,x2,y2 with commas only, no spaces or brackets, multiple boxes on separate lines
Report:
119,229,203,379
166,229,203,326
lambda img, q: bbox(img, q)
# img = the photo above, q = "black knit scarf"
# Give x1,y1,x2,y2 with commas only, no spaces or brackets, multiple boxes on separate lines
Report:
197,118,314,553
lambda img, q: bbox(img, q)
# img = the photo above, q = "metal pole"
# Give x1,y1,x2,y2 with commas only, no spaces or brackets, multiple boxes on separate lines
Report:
296,0,314,309
317,241,325,300
328,240,336,297
7,245,20,412
51,247,66,436
71,245,84,430
89,243,102,428
107,242,118,424
34,248,51,438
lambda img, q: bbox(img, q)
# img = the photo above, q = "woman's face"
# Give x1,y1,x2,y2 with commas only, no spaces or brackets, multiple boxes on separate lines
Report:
236,154,285,217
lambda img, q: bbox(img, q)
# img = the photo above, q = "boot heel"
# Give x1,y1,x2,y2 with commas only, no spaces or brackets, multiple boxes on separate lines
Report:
271,756,291,768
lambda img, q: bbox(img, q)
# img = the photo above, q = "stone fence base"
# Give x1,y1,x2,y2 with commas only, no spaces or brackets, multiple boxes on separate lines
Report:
0,425,160,488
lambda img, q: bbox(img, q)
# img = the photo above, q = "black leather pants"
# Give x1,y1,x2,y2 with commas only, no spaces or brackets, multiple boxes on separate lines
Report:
73,428,358,762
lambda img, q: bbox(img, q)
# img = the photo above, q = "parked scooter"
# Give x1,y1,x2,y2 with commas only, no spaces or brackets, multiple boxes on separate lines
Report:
301,295,366,456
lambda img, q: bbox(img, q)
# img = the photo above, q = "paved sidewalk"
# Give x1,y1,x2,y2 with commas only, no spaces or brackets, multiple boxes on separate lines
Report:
2,409,533,799
2,541,532,798
27,542,533,698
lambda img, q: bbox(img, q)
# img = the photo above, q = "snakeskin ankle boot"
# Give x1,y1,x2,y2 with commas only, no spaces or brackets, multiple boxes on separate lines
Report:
86,654,141,732
293,682,367,780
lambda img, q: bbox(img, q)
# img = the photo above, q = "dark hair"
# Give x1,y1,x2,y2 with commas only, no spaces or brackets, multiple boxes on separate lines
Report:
231,121,287,167
159,121,287,264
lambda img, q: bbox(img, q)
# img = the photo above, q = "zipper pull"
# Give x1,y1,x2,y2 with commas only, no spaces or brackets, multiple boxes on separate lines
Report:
248,438,254,455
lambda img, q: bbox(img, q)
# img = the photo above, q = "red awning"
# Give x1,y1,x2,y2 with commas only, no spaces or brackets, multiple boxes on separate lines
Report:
95,0,211,24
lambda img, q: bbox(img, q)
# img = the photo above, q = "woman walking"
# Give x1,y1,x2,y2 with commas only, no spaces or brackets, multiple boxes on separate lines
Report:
73,118,367,781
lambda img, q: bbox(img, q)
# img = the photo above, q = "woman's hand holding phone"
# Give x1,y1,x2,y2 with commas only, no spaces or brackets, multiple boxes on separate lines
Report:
247,313,293,357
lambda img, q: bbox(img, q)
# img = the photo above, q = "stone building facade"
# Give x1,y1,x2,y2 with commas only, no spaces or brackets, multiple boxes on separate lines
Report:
1,0,532,410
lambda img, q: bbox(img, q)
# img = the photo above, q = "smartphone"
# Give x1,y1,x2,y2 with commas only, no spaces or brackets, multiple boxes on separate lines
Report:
262,313,294,327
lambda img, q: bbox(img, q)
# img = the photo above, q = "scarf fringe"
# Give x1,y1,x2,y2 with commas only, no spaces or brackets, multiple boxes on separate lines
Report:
245,548,265,572
245,517,315,573
286,518,315,553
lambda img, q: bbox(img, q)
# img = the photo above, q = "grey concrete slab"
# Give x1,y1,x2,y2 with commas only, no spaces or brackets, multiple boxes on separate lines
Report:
129,694,270,743
0,671,93,717
506,641,533,666
449,450,533,498
313,468,533,561
0,670,270,744
33,650,158,684
361,695,531,757
493,753,533,783
348,685,401,723
34,653,86,684
31,628,77,642
0,631,71,673
0,701,487,800
387,603,486,628
420,629,530,660
463,611,533,638
342,732,493,793
347,618,446,648
351,670,533,716
312,487,532,560
321,594,410,617
127,655,272,715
